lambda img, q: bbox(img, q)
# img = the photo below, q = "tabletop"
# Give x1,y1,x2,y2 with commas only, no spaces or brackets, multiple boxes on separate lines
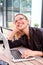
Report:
0,44,43,65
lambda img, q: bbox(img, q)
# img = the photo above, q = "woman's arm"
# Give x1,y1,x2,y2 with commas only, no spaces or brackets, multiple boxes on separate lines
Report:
34,51,43,56
21,49,43,58
8,40,22,48
7,27,19,40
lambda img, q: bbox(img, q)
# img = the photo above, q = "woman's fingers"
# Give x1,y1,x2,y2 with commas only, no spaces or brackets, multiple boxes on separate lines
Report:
21,52,29,58
21,49,34,58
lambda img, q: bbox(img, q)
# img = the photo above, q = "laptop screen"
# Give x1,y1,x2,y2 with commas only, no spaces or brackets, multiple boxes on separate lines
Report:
2,27,12,37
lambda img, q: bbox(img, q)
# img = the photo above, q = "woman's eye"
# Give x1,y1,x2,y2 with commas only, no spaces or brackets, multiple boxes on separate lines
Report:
15,18,23,23
15,20,17,23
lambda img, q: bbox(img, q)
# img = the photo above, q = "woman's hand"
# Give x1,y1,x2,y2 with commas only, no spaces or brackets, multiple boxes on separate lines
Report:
21,49,35,58
7,26,20,40
21,49,42,58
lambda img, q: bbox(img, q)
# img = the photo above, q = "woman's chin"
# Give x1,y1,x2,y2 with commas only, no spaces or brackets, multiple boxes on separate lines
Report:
18,27,24,30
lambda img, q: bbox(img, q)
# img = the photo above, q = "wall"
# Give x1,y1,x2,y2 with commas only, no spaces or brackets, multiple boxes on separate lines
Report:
31,0,42,28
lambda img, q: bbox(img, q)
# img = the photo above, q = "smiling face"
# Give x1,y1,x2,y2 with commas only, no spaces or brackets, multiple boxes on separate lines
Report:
14,14,29,30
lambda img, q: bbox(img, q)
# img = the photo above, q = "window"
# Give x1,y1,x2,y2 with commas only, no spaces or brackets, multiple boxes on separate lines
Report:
1,0,32,29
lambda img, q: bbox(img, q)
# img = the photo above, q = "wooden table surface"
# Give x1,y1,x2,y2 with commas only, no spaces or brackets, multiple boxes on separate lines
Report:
0,44,43,65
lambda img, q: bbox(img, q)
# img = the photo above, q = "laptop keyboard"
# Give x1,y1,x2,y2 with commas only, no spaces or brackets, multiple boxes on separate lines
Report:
11,49,23,59
10,49,35,62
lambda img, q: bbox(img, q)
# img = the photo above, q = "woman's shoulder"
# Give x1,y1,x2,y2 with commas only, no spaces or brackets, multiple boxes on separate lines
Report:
29,27,43,43
29,27,43,32
29,27,43,37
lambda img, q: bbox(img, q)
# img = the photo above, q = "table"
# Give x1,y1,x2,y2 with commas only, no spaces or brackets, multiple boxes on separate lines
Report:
0,44,43,65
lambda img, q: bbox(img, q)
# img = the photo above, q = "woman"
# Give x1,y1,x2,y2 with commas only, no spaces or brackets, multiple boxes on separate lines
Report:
8,14,43,58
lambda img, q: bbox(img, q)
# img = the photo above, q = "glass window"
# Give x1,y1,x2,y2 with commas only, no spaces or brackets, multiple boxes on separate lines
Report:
0,0,3,26
20,0,32,13
13,0,20,12
2,0,32,28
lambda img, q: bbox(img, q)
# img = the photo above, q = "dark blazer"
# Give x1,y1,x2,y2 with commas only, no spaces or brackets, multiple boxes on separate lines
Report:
8,27,43,52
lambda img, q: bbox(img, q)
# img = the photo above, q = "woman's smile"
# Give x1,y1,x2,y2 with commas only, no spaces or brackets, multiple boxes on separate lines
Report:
17,22,24,27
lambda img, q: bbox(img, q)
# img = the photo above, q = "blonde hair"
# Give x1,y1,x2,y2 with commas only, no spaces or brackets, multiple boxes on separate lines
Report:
15,31,24,40
14,14,29,40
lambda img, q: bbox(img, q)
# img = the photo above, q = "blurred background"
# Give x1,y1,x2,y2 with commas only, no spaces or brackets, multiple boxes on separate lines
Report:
0,0,43,29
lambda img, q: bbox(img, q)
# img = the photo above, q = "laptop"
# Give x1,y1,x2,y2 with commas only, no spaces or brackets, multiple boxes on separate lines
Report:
0,32,35,62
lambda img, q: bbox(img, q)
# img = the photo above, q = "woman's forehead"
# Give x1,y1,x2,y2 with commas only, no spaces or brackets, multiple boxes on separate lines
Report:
15,15,25,19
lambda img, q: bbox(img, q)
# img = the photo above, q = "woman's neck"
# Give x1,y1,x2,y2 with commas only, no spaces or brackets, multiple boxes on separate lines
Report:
22,26,29,37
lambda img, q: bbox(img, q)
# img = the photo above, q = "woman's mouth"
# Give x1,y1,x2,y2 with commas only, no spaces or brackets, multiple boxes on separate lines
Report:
17,23,24,27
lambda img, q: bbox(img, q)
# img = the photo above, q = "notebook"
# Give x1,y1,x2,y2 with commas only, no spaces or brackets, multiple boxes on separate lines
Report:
0,32,35,62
